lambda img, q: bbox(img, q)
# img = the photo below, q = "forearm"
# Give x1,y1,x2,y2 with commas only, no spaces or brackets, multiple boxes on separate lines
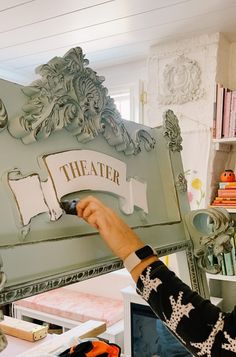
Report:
136,260,236,356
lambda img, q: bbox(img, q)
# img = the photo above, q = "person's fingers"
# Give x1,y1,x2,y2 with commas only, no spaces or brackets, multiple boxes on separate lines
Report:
84,212,99,230
76,196,104,217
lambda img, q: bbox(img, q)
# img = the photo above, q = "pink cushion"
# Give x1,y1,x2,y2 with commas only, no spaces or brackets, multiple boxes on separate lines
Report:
14,288,123,327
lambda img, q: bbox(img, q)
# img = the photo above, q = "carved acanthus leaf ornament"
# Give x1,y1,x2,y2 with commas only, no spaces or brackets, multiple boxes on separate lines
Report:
8,47,155,155
0,99,8,132
163,109,183,152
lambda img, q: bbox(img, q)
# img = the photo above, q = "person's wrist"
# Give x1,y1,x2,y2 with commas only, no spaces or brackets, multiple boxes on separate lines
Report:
131,256,158,283
118,242,145,261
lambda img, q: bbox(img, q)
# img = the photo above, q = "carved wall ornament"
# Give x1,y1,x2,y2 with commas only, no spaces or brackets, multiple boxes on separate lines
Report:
158,55,204,105
8,47,155,155
163,109,183,152
0,99,8,132
185,207,235,274
176,173,188,192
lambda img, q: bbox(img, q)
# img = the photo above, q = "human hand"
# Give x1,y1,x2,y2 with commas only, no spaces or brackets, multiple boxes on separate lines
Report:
76,195,144,260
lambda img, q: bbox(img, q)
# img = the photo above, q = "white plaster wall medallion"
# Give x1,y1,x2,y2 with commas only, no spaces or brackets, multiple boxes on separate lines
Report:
158,55,204,105
8,47,155,155
163,110,183,152
0,99,8,132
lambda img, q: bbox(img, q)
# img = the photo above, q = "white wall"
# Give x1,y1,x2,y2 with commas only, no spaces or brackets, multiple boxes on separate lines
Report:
95,60,147,92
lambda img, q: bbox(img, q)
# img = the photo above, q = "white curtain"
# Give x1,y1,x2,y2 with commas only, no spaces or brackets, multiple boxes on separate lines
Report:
181,128,212,210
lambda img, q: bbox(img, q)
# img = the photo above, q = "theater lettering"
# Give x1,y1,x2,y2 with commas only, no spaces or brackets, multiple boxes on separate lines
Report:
59,160,120,185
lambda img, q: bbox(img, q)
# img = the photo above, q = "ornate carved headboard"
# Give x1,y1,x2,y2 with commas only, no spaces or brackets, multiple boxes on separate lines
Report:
0,48,233,324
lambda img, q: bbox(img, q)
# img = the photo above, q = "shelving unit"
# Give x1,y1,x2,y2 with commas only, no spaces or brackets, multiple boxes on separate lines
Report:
212,138,236,144
227,208,236,214
207,273,236,282
208,131,236,311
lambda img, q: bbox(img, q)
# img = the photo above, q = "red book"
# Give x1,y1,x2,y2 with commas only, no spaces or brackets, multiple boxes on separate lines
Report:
212,202,236,206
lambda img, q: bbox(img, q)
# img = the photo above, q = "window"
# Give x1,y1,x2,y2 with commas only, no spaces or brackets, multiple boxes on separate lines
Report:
110,81,145,124
111,91,131,121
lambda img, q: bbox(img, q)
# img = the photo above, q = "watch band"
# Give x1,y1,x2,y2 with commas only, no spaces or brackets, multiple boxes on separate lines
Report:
123,245,157,272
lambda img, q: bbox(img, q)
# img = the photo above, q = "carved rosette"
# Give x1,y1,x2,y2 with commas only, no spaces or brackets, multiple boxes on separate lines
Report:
163,109,183,151
158,55,204,105
8,47,155,155
0,99,8,132
176,173,188,192
185,207,235,274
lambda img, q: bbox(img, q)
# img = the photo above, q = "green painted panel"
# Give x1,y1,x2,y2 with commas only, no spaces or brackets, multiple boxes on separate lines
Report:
0,48,197,303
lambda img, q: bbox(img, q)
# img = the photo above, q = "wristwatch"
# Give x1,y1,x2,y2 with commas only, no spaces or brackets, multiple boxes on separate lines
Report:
123,245,157,272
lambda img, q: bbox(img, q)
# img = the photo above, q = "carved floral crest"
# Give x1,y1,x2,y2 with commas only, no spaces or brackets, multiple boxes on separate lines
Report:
0,99,8,132
8,47,155,155
163,109,183,152
158,55,204,105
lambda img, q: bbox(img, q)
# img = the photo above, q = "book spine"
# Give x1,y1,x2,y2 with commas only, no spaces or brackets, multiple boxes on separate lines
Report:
222,89,232,138
231,236,236,273
220,254,226,275
218,189,236,198
229,92,236,137
215,84,225,139
215,197,236,202
212,84,218,139
224,250,235,276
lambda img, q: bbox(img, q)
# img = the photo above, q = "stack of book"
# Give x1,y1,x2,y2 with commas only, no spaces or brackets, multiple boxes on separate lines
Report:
213,83,236,139
211,181,236,208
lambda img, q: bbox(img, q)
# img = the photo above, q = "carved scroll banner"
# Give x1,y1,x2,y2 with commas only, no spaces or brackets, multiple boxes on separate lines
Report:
8,150,148,228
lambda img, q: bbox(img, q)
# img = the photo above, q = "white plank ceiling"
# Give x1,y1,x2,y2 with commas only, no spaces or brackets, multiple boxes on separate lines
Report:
1,0,236,84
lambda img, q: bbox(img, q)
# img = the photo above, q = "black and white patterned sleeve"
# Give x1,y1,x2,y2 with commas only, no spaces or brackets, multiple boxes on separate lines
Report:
136,260,236,356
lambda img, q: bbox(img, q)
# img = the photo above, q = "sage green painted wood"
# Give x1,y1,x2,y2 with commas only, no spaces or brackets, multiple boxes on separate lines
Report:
0,120,181,246
0,55,209,304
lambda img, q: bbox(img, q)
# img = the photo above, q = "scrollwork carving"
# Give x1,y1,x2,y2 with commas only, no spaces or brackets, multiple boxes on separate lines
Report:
0,255,8,352
176,173,188,192
185,207,235,274
163,109,183,151
158,55,204,105
8,47,155,155
0,99,8,132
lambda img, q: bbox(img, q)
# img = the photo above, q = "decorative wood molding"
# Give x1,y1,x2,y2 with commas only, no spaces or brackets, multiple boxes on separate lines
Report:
8,47,155,155
176,173,188,193
0,256,7,352
0,312,7,352
0,259,124,305
163,109,183,152
158,55,204,105
185,207,235,274
0,241,201,304
0,99,8,132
